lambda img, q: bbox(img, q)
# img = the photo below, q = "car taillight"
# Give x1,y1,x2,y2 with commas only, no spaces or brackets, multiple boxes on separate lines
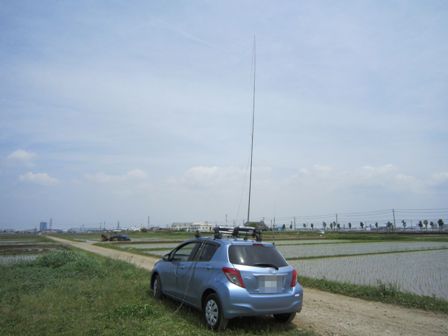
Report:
290,268,298,287
222,267,245,288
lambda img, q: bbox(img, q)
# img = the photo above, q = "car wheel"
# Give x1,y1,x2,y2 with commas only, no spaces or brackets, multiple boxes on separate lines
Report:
203,293,228,330
153,275,163,300
273,312,296,323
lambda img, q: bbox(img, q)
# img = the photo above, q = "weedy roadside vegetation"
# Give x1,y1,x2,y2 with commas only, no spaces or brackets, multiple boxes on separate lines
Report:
0,249,315,336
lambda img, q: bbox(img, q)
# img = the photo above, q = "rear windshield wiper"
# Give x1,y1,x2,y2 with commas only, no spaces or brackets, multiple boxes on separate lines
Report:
252,263,279,270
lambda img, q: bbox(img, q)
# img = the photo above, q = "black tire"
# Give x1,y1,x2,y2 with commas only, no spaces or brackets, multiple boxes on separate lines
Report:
273,312,296,323
152,274,163,300
203,293,228,330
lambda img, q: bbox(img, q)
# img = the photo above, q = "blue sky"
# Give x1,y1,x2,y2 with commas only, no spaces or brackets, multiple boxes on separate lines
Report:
1,1,447,229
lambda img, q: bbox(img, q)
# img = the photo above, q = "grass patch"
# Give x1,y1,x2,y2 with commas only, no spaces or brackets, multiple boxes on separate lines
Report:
0,249,314,335
0,234,52,243
300,276,448,314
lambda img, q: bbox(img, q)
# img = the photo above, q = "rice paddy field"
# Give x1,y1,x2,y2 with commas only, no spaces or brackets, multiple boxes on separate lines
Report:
291,250,448,300
70,232,448,302
277,241,448,258
0,254,40,265
0,234,63,265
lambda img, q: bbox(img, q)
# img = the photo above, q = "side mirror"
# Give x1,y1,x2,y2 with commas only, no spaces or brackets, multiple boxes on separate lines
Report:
162,253,171,261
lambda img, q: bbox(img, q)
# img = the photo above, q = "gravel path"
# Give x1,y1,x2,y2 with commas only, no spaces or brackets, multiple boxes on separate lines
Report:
47,236,448,336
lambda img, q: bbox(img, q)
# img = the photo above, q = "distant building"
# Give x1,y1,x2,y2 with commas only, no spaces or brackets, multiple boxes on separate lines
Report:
67,227,104,233
190,222,213,232
171,221,214,232
39,222,48,232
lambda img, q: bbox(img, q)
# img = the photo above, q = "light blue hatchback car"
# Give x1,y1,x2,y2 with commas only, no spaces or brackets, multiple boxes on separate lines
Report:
150,228,303,330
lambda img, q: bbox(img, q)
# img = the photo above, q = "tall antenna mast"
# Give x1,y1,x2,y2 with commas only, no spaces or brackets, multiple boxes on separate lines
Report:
247,36,256,224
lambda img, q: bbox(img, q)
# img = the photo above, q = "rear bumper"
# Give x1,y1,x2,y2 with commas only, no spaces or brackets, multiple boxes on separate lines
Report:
219,283,303,319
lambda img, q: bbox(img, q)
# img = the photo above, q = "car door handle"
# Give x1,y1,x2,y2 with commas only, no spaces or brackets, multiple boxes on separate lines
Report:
206,266,212,270
179,266,185,269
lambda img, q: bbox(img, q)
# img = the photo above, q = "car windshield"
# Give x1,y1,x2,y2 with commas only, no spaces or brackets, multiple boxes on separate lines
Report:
228,244,288,268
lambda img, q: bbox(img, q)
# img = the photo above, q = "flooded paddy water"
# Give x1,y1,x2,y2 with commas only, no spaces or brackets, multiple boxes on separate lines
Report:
0,235,62,264
291,249,448,299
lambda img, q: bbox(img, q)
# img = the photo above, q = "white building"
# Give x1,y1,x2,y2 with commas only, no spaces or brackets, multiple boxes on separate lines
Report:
171,221,214,232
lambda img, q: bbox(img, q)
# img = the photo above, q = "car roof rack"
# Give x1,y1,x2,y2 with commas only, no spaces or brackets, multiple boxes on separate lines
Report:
213,226,262,242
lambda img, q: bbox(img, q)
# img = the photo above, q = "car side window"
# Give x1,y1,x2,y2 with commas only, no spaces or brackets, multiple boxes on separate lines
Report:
171,242,200,262
196,242,219,262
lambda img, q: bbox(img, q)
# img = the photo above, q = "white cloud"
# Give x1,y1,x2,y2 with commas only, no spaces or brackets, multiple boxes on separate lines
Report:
126,169,148,179
289,164,426,194
85,169,147,184
7,149,36,165
360,164,397,178
170,165,272,190
19,172,58,186
176,166,245,189
429,172,448,190
431,172,448,183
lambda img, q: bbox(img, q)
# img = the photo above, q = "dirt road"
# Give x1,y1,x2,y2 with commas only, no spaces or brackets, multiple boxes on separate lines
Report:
47,236,157,271
47,236,448,336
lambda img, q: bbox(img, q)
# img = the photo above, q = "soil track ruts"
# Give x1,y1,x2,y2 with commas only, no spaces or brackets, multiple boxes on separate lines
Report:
47,236,448,336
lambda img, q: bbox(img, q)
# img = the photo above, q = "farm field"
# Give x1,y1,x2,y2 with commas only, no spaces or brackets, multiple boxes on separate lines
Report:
105,239,448,259
0,254,40,265
0,235,61,256
119,242,181,249
278,241,448,258
0,234,63,265
50,231,195,242
117,239,351,250
96,234,448,305
291,250,448,300
135,241,448,258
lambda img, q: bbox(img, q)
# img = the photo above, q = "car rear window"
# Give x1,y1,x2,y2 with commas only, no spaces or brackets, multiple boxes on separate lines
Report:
196,242,219,261
228,245,288,268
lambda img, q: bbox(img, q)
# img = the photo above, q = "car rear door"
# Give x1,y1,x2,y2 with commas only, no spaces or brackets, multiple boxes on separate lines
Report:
184,241,220,307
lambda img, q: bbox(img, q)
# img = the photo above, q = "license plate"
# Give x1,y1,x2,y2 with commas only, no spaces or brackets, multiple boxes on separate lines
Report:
259,276,280,293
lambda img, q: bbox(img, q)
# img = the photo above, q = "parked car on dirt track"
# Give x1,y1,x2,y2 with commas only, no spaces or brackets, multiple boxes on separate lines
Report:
150,227,303,330
109,234,130,241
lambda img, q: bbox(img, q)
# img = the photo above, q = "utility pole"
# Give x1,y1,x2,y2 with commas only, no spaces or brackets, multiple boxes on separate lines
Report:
294,216,296,230
335,213,338,225
247,36,256,225
392,209,396,229
147,216,150,228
